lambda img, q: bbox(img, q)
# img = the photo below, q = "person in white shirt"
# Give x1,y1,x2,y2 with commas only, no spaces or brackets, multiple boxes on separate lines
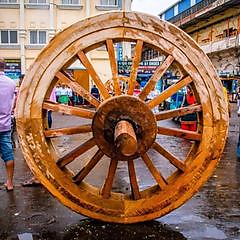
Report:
55,84,61,103
58,85,69,105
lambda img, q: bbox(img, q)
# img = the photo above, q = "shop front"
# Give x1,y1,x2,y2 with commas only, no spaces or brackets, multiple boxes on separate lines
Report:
1,59,21,84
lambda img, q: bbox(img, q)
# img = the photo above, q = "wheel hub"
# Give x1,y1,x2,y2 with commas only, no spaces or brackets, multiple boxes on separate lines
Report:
92,95,157,160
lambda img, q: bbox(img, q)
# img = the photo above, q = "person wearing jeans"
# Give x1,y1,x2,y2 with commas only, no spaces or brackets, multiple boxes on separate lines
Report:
0,60,16,191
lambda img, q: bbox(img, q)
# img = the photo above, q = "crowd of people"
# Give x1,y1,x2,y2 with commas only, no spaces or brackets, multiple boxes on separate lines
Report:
54,84,99,106
55,84,76,106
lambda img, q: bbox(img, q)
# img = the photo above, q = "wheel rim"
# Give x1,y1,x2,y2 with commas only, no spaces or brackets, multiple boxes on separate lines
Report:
16,11,228,223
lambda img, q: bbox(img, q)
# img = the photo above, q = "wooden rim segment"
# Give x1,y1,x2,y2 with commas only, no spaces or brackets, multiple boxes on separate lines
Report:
16,11,228,223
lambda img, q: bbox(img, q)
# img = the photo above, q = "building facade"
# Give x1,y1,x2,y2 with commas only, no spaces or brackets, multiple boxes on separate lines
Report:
0,0,132,82
160,0,240,84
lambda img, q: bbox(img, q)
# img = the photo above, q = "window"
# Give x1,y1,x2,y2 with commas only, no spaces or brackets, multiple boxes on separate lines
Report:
100,0,118,6
0,30,18,44
0,0,17,3
62,0,79,4
30,30,46,44
28,0,46,3
165,7,174,21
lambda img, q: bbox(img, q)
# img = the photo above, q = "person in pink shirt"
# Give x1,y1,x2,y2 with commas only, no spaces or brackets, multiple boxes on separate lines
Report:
0,60,16,191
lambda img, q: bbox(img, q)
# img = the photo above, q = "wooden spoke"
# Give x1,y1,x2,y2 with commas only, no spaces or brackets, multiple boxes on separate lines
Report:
55,71,100,108
158,126,201,141
57,138,96,168
152,142,186,172
141,153,167,190
139,55,174,101
44,124,92,138
77,51,110,100
73,150,104,184
101,158,118,199
148,76,193,109
155,104,202,121
128,159,141,200
43,100,95,119
106,39,121,95
127,40,143,95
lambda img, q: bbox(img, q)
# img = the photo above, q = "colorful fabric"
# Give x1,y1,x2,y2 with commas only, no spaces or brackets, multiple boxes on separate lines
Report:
59,95,69,104
181,91,197,122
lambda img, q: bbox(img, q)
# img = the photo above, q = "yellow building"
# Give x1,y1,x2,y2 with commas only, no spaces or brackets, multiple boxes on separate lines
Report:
0,0,132,83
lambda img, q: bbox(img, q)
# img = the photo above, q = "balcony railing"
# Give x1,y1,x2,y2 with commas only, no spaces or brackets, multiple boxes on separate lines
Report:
168,0,217,24
201,34,240,54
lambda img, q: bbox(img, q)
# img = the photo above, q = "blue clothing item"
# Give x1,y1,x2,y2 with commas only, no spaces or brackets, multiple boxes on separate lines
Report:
0,130,14,162
237,132,240,160
91,86,99,94
48,110,52,128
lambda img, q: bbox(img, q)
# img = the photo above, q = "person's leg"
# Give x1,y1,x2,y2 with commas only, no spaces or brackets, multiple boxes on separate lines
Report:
11,116,16,148
0,131,15,190
47,110,52,128
5,160,14,190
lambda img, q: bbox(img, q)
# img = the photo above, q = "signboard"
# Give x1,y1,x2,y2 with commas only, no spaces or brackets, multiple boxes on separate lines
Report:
118,60,161,75
4,59,21,81
117,43,123,61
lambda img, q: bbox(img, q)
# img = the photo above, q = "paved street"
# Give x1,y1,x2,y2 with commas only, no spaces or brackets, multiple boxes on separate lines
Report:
0,104,239,240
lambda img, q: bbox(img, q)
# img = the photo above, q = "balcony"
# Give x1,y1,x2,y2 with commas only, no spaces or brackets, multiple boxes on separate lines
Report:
201,34,240,54
167,0,238,28
168,0,217,24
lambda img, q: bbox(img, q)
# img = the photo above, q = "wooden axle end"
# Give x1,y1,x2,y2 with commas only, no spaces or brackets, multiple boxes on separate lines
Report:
114,120,137,157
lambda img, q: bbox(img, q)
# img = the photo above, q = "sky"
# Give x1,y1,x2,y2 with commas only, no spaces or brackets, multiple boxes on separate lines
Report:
131,0,179,16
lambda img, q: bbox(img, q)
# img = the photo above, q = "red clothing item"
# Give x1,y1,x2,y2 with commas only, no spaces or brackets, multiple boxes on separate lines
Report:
181,121,197,131
186,92,196,105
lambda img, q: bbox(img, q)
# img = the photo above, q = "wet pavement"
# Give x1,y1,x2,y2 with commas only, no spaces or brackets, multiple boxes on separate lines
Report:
0,104,240,240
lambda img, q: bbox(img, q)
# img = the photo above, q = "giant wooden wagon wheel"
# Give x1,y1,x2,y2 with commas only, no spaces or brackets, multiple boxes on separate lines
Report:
16,12,228,223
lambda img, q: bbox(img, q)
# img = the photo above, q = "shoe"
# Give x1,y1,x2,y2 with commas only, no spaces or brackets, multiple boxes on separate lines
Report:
22,178,41,187
4,183,13,191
